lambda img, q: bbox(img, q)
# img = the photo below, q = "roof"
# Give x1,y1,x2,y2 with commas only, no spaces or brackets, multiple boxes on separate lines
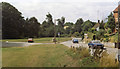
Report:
93,23,100,28
113,5,120,13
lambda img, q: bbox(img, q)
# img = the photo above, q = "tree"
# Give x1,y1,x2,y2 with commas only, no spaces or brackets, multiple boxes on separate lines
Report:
99,20,105,29
64,22,74,35
42,13,54,37
82,20,95,32
96,29,106,40
64,22,74,27
105,12,115,32
2,2,25,39
73,32,80,37
57,17,65,34
46,12,54,26
74,18,83,33
24,17,41,38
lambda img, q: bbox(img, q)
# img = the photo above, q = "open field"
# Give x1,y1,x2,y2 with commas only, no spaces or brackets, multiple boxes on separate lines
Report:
2,37,72,43
2,43,118,67
2,44,99,67
2,44,70,67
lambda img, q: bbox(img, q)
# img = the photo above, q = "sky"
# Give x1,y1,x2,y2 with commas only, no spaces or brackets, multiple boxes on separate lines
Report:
0,0,120,23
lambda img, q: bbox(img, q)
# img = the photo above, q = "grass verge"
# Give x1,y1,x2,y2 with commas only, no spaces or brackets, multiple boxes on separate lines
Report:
2,44,118,67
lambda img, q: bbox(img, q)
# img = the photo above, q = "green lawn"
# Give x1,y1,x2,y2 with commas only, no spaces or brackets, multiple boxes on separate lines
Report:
2,44,101,67
2,37,72,43
2,44,77,67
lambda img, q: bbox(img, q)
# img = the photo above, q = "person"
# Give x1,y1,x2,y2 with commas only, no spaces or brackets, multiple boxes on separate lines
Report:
93,35,96,40
115,53,118,63
81,32,84,40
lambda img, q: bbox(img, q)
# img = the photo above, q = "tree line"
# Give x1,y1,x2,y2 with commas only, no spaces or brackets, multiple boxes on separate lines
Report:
1,2,116,39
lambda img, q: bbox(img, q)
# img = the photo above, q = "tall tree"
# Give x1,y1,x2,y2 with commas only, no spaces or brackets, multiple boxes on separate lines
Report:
99,20,105,29
57,17,65,34
74,18,83,33
42,13,54,37
2,2,25,39
82,20,95,32
25,17,41,38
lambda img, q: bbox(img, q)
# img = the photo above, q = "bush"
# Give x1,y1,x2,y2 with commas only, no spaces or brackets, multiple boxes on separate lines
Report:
107,28,112,34
103,38,109,42
88,28,96,33
60,34,70,37
66,46,90,59
73,32,80,37
104,34,109,38
100,55,118,67
96,29,106,40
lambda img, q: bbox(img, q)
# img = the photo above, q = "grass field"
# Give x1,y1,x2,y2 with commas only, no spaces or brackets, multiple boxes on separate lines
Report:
2,43,117,67
2,44,76,67
2,37,72,43
2,44,99,67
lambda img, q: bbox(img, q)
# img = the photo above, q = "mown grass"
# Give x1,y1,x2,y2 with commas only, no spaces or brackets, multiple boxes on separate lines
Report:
2,44,98,67
2,37,72,43
2,44,72,67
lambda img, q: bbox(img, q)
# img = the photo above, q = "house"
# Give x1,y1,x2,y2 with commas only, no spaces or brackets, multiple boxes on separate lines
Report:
64,26,69,29
93,20,100,31
113,5,120,32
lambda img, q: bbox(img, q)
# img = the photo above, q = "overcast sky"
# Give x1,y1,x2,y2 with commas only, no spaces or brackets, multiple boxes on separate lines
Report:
1,0,120,23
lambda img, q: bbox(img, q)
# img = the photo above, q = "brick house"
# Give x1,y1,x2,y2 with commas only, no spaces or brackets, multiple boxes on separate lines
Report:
113,5,120,32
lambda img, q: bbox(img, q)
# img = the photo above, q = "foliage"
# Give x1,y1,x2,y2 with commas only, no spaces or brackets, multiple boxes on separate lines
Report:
82,20,95,32
103,38,109,42
74,18,83,33
66,46,99,67
105,12,115,32
96,29,106,40
99,20,105,29
107,28,112,34
73,32,80,37
42,13,54,37
57,17,65,34
64,22,74,27
24,17,41,38
2,2,25,39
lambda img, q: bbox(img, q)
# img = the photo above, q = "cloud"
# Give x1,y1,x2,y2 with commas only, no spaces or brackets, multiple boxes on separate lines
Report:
0,0,119,23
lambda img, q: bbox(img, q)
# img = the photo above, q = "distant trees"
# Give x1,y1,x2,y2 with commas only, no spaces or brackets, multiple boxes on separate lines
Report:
82,20,95,32
2,2,116,39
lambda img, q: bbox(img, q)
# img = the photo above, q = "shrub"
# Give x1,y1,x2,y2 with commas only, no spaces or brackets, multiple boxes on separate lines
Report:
103,38,109,42
107,28,112,34
66,46,90,59
73,32,80,37
100,55,118,67
96,29,106,40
